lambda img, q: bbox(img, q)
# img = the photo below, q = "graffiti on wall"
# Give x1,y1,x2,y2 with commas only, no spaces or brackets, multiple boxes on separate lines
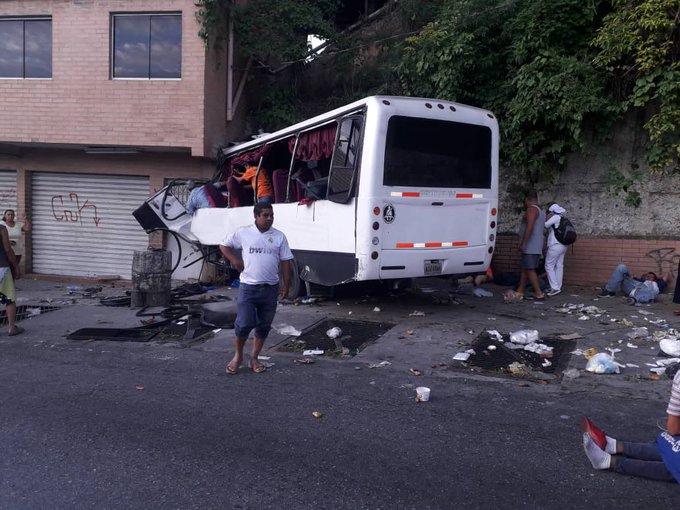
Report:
51,193,101,227
646,248,680,280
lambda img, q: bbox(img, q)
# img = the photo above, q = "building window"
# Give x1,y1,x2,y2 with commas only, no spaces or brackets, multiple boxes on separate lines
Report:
0,17,52,79
112,13,182,79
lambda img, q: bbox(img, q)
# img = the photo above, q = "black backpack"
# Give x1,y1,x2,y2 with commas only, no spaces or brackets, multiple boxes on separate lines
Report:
553,216,577,245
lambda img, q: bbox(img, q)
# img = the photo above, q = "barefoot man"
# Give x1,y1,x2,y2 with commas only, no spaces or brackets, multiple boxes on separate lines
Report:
219,203,293,374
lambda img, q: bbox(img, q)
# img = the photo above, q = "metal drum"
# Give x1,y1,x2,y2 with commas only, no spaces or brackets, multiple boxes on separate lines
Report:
131,249,172,307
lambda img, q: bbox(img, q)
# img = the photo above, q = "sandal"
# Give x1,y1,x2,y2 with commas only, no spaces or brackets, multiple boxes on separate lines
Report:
250,361,266,374
225,362,239,375
8,326,24,336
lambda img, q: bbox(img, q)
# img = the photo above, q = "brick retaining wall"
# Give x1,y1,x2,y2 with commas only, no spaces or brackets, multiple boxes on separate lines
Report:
493,234,680,289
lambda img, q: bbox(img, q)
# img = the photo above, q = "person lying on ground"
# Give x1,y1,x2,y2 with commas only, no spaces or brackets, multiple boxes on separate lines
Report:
599,264,672,304
581,367,680,483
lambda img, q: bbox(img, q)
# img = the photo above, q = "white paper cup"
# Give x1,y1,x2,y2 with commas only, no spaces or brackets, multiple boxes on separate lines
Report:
415,386,431,402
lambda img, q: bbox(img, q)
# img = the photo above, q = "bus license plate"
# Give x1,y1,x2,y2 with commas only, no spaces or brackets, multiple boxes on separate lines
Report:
424,260,442,276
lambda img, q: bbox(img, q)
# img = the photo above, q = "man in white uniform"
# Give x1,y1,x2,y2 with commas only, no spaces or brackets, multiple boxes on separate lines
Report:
219,204,293,374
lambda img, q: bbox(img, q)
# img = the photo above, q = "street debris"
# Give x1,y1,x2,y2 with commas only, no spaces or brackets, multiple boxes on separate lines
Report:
502,290,523,303
409,310,425,317
585,353,620,374
368,360,391,368
294,358,315,364
326,327,342,339
562,368,580,379
312,411,323,418
509,329,539,345
472,287,493,298
409,368,423,376
453,352,471,361
559,333,583,340
303,349,324,356
373,307,381,312
276,324,302,336
627,327,649,339
415,386,430,402
660,338,680,357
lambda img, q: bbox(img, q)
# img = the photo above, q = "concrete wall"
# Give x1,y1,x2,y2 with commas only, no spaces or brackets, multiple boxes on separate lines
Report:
0,0,227,157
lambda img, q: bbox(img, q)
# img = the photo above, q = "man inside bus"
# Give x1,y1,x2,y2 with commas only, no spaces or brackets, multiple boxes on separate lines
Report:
219,203,293,375
232,161,275,204
185,179,228,214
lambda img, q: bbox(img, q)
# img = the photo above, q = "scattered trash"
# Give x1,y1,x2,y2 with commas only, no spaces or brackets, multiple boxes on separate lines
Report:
621,318,634,327
415,386,431,402
559,333,583,340
509,329,539,345
660,338,680,357
562,368,580,379
453,352,471,361
585,353,620,374
301,297,318,304
312,411,323,418
508,361,531,377
578,316,590,321
276,324,302,336
409,368,423,376
294,358,315,364
488,345,497,351
368,360,392,368
626,342,639,349
26,307,41,317
503,289,524,303
486,330,503,342
325,327,342,339
583,348,598,359
581,306,604,315
258,355,271,361
409,310,425,317
373,307,381,312
303,349,324,356
523,342,553,355
135,386,144,391
627,327,649,339
472,287,493,298
650,367,666,375
626,363,640,368
541,359,552,368
406,329,414,336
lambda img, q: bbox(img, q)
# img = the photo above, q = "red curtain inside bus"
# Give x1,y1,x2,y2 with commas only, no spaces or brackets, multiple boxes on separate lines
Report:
288,124,337,161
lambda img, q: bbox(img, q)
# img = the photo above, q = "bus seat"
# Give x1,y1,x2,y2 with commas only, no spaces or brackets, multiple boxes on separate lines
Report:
294,168,314,201
226,176,253,208
272,169,290,203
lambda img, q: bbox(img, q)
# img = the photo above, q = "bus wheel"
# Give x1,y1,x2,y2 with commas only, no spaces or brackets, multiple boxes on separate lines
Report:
282,257,304,299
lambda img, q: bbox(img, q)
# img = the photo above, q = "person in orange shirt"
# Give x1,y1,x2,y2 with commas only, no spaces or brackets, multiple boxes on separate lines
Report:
232,162,274,204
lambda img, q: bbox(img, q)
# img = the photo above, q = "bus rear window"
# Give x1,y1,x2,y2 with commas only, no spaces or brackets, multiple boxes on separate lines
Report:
383,116,492,189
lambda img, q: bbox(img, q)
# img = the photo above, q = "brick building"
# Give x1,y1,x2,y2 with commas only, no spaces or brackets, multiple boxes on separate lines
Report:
0,0,245,279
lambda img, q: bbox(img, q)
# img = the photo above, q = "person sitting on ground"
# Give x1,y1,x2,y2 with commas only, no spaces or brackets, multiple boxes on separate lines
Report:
185,179,228,214
599,264,671,304
581,366,680,483
232,162,274,205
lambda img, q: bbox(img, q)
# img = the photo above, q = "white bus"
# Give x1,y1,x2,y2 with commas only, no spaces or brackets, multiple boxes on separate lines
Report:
134,96,499,296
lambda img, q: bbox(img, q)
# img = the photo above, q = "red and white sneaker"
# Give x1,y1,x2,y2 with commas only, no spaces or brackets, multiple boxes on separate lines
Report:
580,416,607,450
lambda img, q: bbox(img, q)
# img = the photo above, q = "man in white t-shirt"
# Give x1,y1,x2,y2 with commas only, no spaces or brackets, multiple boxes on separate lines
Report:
219,203,293,375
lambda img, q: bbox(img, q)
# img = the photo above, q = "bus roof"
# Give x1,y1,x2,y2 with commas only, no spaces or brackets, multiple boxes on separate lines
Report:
221,95,496,158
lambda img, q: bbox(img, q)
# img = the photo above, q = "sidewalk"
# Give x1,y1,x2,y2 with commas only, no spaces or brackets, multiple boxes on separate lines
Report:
4,276,680,403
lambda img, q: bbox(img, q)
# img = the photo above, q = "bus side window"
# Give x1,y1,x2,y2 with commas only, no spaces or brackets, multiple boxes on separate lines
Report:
328,116,362,204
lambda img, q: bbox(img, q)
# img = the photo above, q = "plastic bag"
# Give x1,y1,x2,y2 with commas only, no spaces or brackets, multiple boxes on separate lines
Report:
509,329,539,345
585,353,620,374
472,287,493,298
660,339,680,357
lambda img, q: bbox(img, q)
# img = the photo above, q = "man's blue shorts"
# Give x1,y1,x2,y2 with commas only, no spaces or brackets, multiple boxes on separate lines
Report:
521,254,540,270
234,283,279,339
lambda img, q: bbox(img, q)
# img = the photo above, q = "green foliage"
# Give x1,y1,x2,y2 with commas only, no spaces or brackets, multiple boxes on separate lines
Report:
233,0,341,65
593,0,680,172
252,89,302,132
396,0,617,191
195,0,232,50
607,167,643,207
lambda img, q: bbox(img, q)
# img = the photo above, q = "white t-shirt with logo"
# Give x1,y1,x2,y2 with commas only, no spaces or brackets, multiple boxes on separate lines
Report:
222,225,294,285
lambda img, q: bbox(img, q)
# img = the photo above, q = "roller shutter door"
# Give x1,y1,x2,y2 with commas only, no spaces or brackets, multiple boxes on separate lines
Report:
32,172,150,279
0,170,18,212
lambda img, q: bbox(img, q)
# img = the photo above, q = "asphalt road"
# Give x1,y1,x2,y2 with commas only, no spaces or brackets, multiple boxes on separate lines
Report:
1,330,677,510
